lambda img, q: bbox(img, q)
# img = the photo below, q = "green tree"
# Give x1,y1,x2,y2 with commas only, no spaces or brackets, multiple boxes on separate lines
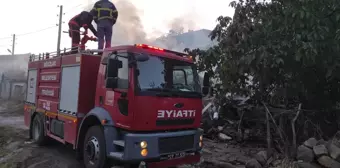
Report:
187,0,340,110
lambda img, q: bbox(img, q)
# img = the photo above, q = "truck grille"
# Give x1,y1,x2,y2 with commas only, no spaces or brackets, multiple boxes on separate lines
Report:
156,119,194,126
158,135,194,154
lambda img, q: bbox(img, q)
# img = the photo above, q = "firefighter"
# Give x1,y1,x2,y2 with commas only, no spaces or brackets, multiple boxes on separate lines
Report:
91,0,118,50
68,11,97,53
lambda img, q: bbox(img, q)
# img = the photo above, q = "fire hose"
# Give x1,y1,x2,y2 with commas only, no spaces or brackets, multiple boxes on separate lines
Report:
63,28,97,50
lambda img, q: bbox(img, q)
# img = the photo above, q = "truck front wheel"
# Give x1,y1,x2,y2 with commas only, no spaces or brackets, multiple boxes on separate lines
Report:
83,125,111,168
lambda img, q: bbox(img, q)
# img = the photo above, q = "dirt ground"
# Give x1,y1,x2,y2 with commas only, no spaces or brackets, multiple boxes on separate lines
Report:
0,100,262,168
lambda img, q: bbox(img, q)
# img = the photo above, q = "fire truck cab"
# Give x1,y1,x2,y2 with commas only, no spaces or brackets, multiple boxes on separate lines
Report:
24,44,209,168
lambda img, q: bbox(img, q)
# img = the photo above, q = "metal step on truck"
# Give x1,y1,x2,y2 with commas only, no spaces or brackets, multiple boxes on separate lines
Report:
23,33,211,168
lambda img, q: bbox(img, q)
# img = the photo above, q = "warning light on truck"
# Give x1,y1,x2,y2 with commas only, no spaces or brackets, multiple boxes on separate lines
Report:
135,44,164,51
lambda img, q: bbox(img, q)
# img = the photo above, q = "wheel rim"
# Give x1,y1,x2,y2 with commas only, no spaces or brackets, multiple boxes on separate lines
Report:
85,137,100,163
33,119,40,141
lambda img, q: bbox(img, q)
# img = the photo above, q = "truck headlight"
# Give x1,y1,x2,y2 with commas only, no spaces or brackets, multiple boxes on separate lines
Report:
199,135,203,147
140,141,147,148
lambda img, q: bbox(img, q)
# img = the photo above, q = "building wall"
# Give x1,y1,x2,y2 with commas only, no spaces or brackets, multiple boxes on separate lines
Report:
0,80,26,100
11,82,26,100
0,80,11,99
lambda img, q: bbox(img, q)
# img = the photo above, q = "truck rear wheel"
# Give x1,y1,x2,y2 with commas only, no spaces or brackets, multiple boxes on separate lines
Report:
83,125,111,168
31,114,48,145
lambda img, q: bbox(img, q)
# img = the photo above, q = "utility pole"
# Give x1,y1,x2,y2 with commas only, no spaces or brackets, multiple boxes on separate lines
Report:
11,34,15,55
56,5,63,56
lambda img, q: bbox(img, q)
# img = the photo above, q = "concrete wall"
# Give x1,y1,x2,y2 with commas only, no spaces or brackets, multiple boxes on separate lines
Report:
11,82,26,100
0,54,29,100
0,79,26,101
0,80,11,99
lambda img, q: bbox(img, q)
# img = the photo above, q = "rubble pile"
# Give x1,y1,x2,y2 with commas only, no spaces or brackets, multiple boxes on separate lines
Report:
244,150,283,168
296,132,340,168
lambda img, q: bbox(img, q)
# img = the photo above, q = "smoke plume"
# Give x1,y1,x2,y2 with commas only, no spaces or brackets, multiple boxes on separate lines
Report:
0,54,29,80
110,0,148,45
83,0,200,51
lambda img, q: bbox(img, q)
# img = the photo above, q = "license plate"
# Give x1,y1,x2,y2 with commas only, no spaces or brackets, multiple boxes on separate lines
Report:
161,152,186,160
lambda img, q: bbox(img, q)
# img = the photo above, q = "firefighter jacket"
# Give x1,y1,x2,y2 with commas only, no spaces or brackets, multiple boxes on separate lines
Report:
69,11,97,37
91,0,118,25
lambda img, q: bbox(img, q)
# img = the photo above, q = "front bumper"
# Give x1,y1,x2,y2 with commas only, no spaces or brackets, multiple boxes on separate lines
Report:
107,129,203,163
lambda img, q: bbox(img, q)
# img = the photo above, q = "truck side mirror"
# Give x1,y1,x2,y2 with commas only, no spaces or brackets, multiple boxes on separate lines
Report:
107,59,122,78
135,53,149,62
202,86,209,95
106,77,118,89
202,72,210,96
105,59,122,89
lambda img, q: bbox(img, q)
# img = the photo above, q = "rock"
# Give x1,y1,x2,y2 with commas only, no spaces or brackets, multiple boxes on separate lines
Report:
218,133,232,141
317,155,340,168
297,162,322,168
4,141,21,150
218,162,238,168
266,156,274,166
297,145,315,162
217,126,224,131
236,155,250,165
245,159,262,168
317,139,327,145
313,144,328,157
254,151,268,166
271,160,281,167
304,137,318,149
202,148,213,154
327,143,340,162
243,129,250,140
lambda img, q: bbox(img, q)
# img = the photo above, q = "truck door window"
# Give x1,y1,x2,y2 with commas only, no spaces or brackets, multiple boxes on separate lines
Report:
117,56,129,89
172,66,195,92
173,69,187,85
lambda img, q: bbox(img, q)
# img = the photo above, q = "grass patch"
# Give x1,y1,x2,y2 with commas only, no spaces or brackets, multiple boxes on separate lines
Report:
0,126,25,168
0,127,12,157
0,162,17,168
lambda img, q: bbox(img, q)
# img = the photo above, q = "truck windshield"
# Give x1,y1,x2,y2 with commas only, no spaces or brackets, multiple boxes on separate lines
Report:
136,55,201,96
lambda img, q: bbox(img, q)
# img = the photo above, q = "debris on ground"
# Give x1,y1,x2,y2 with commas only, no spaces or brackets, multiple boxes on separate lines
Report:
295,133,340,168
0,126,27,168
0,100,324,168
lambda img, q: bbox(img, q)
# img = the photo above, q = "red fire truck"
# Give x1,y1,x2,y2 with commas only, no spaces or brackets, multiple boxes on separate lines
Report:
24,41,210,168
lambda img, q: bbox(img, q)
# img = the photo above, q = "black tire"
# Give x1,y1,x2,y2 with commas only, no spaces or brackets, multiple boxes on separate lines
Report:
31,114,48,146
83,125,112,168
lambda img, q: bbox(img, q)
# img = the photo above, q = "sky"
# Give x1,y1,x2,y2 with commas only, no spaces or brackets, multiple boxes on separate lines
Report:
0,0,234,55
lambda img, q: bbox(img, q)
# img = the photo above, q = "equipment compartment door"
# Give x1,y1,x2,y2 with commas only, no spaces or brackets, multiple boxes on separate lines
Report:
26,69,37,104
59,65,80,114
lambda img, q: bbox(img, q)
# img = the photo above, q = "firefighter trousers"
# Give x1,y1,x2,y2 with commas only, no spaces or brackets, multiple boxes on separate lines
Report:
97,21,113,50
69,24,80,54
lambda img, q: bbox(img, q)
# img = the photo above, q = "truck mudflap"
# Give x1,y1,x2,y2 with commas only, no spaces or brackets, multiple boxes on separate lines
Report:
107,129,203,164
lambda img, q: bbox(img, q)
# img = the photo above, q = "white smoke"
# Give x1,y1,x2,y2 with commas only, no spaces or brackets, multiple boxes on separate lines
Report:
83,0,200,51
0,54,29,80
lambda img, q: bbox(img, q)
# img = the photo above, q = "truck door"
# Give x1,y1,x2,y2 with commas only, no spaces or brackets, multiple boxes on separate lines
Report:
99,51,132,128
